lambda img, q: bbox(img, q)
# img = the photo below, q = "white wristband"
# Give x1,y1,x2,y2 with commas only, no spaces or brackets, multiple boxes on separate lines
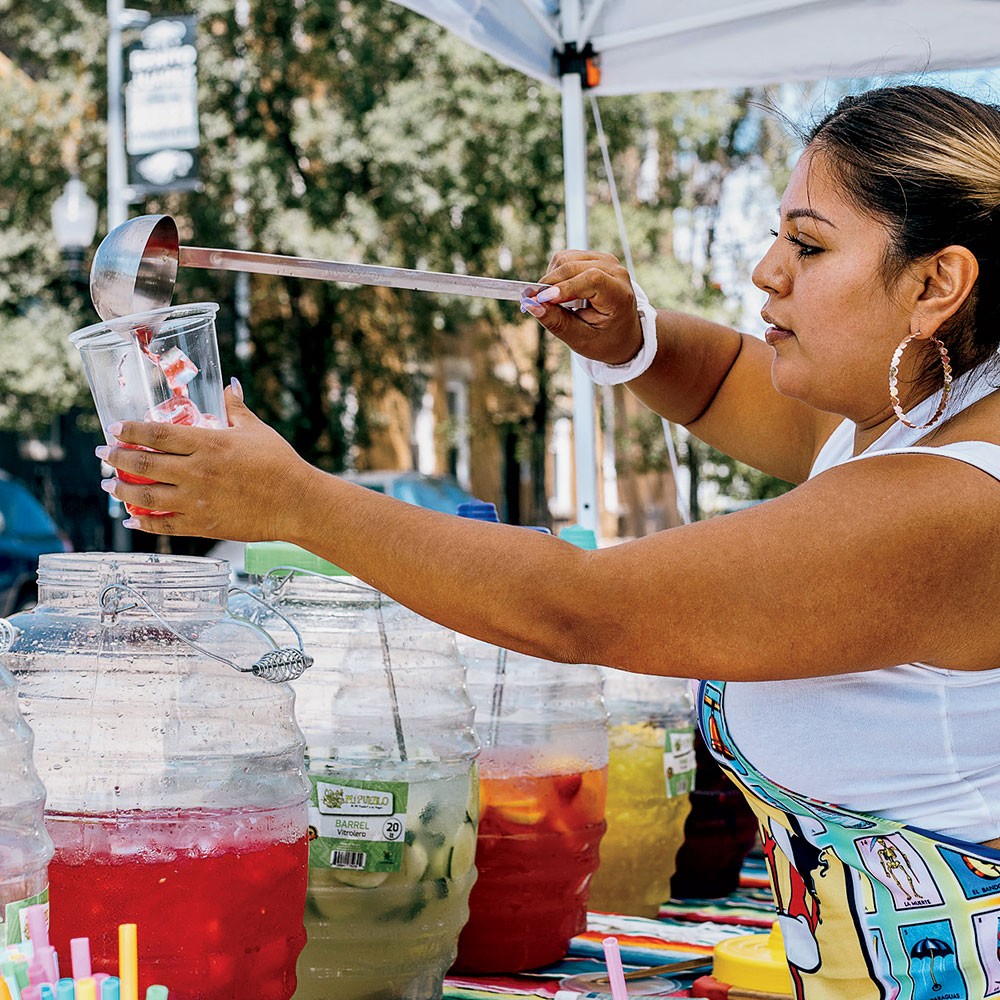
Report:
573,279,658,386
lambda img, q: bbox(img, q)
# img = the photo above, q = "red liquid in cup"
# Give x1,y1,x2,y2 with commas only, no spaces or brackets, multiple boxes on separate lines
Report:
47,805,308,1000
452,758,607,974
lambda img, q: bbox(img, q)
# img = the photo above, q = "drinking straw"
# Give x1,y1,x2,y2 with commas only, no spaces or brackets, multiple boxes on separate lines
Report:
13,962,29,991
601,936,629,1000
26,960,45,986
38,988,53,1000
56,980,74,1000
100,979,119,1000
74,980,96,1000
69,942,90,982
144,988,167,1000
375,593,407,761
117,926,137,1000
487,647,507,747
90,979,106,993
0,978,11,1000
19,987,39,1000
36,947,58,984
24,909,47,950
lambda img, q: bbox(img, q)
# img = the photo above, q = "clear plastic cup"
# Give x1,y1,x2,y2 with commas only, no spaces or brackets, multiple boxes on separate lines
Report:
69,303,225,515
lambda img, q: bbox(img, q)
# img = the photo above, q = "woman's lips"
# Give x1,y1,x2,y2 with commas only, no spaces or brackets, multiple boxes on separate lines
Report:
764,325,794,346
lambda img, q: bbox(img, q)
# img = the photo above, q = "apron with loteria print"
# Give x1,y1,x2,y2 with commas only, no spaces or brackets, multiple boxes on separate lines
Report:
699,678,1000,1000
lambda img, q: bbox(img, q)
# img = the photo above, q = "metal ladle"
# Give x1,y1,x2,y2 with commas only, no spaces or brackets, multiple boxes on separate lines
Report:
90,214,550,321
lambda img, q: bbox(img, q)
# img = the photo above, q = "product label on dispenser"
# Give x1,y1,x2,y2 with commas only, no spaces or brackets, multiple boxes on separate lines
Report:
3,887,48,947
307,775,409,873
664,727,696,798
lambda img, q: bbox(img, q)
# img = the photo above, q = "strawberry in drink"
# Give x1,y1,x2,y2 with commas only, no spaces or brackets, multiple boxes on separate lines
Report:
452,751,607,973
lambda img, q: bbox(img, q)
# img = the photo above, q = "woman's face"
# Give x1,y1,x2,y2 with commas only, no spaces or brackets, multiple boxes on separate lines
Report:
751,148,916,424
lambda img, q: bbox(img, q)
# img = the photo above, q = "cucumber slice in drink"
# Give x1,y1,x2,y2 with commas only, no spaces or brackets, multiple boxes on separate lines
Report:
448,821,477,878
426,842,451,880
405,840,429,881
331,869,389,888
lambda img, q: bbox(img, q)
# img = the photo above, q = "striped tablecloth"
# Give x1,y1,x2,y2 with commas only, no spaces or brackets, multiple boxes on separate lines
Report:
443,858,776,999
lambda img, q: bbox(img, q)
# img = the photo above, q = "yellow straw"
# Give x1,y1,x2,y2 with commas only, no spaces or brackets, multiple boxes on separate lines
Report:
119,923,138,1000
0,977,12,1000
76,977,98,1000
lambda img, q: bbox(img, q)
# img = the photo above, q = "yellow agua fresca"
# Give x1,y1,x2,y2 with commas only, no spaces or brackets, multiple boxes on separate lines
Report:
587,720,694,917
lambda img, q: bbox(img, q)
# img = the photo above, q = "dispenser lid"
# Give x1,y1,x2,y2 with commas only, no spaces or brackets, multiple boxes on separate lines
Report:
456,500,500,521
558,524,597,549
244,541,350,577
712,922,793,995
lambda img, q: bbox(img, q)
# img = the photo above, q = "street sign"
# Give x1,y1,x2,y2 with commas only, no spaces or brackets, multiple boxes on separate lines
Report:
124,14,200,195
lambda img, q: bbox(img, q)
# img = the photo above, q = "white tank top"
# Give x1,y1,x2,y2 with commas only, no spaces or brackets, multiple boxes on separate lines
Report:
722,365,1000,843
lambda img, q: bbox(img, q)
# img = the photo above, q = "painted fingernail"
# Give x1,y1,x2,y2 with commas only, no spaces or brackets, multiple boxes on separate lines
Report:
122,518,139,529
107,421,123,436
94,445,111,460
100,478,119,495
230,376,244,401
519,302,528,314
524,301,545,317
535,286,560,303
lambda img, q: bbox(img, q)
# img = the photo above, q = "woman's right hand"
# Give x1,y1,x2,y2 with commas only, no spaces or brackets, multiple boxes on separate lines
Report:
524,250,645,365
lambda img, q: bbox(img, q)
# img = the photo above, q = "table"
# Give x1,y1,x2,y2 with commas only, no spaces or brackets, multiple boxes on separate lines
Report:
443,858,777,999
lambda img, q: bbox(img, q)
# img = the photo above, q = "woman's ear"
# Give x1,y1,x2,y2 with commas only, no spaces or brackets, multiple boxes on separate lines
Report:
912,245,979,336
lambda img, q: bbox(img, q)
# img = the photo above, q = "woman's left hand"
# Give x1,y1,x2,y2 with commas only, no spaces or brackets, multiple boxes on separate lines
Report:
98,386,312,541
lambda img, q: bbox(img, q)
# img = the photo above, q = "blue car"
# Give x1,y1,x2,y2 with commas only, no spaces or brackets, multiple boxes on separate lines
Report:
0,473,72,615
341,471,477,514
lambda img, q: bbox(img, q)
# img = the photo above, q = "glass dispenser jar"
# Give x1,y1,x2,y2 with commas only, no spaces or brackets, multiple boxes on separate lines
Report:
450,506,608,974
558,525,697,918
6,553,310,1000
587,668,696,917
0,626,51,947
242,542,479,1000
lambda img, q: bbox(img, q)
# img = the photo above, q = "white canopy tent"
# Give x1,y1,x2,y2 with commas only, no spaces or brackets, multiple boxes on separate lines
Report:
395,0,1000,533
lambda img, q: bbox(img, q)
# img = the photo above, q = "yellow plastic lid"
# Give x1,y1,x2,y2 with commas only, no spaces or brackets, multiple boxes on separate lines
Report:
712,921,793,995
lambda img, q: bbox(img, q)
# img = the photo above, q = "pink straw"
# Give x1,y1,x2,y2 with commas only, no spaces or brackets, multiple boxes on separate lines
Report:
601,936,629,1000
70,938,92,980
25,906,48,949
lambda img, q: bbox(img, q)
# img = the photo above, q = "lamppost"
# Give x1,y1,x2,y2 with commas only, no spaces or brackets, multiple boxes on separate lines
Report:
50,177,98,284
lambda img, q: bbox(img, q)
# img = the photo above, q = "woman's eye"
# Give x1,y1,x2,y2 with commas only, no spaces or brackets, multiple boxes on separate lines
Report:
782,231,822,259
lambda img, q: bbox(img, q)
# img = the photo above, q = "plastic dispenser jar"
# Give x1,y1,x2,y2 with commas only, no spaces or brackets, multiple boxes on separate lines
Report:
243,542,479,1000
588,663,695,914
6,553,311,1000
450,504,609,974
0,623,51,947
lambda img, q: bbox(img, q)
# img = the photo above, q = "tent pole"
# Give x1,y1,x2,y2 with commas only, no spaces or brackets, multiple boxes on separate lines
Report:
560,69,599,537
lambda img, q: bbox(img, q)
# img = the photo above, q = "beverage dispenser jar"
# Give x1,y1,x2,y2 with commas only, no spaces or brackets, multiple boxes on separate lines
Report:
242,542,479,1000
450,504,608,974
5,553,311,1000
560,525,697,918
0,625,51,947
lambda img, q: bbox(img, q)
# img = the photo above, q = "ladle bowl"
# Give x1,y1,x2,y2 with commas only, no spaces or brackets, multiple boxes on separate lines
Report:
90,214,179,321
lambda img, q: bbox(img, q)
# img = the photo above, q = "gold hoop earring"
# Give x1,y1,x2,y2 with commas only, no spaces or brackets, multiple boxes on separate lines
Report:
888,332,953,430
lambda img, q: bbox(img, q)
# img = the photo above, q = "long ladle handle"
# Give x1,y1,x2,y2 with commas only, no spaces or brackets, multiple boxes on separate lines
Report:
179,245,547,303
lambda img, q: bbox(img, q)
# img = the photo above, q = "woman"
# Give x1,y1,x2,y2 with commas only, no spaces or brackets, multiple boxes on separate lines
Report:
98,85,1000,999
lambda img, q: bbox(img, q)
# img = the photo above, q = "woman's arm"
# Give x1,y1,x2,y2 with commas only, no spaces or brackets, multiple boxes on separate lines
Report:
529,252,838,484
101,393,1000,681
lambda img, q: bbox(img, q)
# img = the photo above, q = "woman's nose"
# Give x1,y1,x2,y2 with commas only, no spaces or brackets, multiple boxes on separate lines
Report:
752,242,790,296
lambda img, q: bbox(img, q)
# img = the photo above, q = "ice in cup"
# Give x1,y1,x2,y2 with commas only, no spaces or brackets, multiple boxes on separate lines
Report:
69,303,225,515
